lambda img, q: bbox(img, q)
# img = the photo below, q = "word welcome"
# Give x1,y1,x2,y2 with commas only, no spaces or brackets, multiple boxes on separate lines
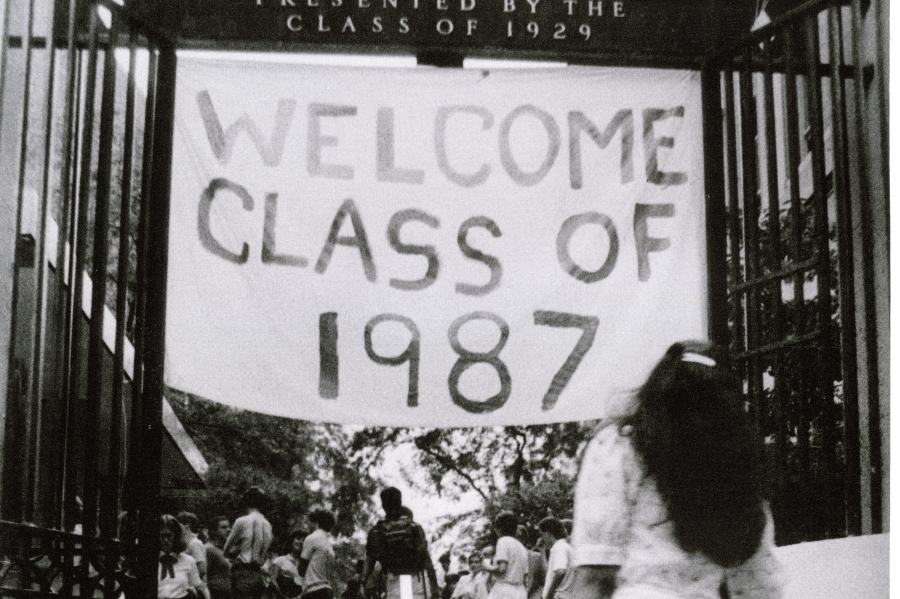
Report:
197,91,688,189
199,181,675,284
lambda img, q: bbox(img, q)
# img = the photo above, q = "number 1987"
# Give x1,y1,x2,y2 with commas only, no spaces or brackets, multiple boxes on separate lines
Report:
318,311,599,413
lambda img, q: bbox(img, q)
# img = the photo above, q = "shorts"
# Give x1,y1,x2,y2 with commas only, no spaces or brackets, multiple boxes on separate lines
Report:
385,571,428,599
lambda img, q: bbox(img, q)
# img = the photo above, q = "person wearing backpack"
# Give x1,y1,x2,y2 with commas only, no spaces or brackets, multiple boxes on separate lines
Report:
362,487,440,599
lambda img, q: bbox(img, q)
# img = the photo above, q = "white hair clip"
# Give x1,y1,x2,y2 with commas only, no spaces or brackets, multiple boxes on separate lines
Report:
682,352,716,367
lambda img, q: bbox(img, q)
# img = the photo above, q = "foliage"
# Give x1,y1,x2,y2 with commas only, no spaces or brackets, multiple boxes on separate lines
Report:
164,389,380,549
352,423,592,501
350,421,595,554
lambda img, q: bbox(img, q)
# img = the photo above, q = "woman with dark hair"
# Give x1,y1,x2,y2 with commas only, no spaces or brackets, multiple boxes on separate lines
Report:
159,514,205,599
484,512,529,599
565,341,782,599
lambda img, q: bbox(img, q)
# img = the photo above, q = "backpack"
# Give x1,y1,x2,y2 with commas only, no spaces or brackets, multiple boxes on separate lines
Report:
376,516,420,574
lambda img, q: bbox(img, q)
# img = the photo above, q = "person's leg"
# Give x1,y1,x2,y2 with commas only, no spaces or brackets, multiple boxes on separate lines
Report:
410,572,428,599
384,573,402,599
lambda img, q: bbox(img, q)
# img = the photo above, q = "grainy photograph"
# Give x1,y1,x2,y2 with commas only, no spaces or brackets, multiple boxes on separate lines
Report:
0,1,888,599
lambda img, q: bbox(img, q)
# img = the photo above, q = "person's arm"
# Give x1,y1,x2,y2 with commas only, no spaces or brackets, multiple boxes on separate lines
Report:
298,534,315,577
543,569,565,599
361,527,379,592
186,556,210,599
484,540,507,578
566,425,635,599
416,527,439,599
297,558,310,577
222,520,241,559
489,560,508,577
361,554,376,589
190,540,208,581
425,559,440,599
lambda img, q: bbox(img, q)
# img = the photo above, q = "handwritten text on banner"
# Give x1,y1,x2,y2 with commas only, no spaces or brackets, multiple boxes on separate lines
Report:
165,59,707,427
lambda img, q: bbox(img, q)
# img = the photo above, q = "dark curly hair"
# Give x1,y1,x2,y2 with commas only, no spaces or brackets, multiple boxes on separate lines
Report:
310,509,336,533
624,341,766,567
494,511,518,537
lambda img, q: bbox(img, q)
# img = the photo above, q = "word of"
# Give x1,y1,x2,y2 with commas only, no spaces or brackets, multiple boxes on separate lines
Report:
198,179,676,285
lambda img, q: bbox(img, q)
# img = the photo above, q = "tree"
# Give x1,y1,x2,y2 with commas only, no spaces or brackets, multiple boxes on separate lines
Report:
164,389,380,547
350,421,596,550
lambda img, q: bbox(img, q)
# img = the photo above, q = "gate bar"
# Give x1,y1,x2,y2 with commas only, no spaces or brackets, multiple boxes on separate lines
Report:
738,46,763,439
123,44,158,531
134,40,176,599
722,63,744,358
827,5,862,537
803,11,841,537
700,64,728,346
760,38,788,505
64,6,100,541
15,0,38,524
104,31,138,541
850,0,883,535
83,7,120,542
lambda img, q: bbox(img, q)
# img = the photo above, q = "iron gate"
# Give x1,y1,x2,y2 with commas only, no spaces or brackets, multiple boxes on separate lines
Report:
0,0,176,597
700,0,886,543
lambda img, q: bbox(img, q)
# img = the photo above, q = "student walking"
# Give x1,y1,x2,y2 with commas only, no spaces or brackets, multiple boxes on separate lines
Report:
362,488,440,599
205,515,233,599
565,342,783,599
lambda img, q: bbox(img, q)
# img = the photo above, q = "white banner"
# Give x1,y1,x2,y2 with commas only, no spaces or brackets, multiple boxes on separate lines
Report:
165,58,707,427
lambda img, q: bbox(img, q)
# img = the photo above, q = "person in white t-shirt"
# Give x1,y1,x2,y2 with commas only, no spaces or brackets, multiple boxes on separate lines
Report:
451,553,488,599
484,512,529,599
299,509,337,599
536,518,571,599
178,512,209,593
224,487,274,599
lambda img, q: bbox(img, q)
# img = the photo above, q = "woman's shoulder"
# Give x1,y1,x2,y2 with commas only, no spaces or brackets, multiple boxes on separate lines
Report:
588,418,634,449
179,552,198,566
578,417,640,483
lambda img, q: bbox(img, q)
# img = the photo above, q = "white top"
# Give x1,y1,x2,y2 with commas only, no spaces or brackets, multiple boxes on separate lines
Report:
452,571,489,599
495,536,529,587
272,553,304,598
543,539,572,599
572,424,784,599
224,509,273,565
301,528,335,593
185,534,208,570
158,552,202,599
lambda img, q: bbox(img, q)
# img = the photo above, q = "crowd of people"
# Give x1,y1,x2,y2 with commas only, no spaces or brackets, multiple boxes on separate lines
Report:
158,486,336,599
160,341,783,599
